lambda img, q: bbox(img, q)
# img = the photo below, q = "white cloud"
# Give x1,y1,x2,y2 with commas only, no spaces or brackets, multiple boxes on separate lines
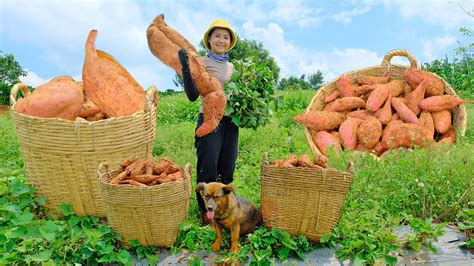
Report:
420,35,457,61
241,21,386,83
332,5,373,24
386,0,473,29
20,70,49,87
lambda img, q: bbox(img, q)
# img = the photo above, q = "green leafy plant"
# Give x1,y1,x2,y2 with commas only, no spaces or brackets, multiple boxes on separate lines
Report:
225,57,276,130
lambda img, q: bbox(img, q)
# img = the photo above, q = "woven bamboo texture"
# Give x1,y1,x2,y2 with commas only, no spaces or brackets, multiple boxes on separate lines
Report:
260,154,353,242
305,49,468,157
9,84,159,217
97,163,192,247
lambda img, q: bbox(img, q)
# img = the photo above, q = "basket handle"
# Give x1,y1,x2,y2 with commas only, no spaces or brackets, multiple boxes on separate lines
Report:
381,49,418,69
10,83,30,106
146,85,159,107
97,162,111,178
261,152,270,167
184,163,192,181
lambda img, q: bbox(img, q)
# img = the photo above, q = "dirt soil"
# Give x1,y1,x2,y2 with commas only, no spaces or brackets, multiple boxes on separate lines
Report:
0,105,9,116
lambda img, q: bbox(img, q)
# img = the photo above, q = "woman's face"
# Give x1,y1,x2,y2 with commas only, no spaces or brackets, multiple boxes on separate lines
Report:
208,28,231,56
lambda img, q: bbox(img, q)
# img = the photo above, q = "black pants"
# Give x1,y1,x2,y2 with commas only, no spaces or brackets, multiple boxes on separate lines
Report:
195,113,239,212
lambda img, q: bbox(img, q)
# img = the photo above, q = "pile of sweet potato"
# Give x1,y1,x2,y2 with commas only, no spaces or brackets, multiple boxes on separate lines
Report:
14,29,145,121
271,154,328,168
109,157,183,187
294,67,472,157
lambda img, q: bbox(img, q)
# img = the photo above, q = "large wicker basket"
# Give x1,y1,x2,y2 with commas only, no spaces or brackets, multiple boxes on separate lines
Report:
305,49,468,157
260,153,353,242
9,84,158,217
97,163,192,247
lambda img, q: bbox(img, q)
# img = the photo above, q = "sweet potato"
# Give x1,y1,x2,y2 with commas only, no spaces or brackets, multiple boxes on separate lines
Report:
119,179,148,187
147,14,226,137
324,91,339,103
153,158,173,174
195,89,226,137
438,128,457,144
432,110,451,134
14,76,84,120
366,84,389,112
297,154,322,168
83,30,146,117
356,75,390,85
419,111,435,139
391,97,420,125
110,169,130,184
337,75,352,97
406,79,427,115
293,111,345,132
326,97,366,112
381,122,433,149
404,68,445,96
387,80,405,97
419,95,474,112
120,158,137,168
339,117,360,150
347,110,375,120
313,131,342,155
79,93,101,118
314,155,328,168
375,91,392,125
357,117,382,149
352,84,376,97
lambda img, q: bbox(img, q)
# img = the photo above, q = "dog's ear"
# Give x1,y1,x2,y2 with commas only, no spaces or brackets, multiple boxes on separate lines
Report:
222,185,234,195
195,182,206,193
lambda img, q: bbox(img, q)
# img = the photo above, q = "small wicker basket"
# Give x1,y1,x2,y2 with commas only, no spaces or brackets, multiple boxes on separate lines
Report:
305,49,468,157
97,163,192,247
10,84,158,217
260,153,353,242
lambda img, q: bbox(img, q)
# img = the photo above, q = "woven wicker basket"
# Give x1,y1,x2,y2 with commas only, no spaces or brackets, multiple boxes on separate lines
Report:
305,49,468,157
260,153,353,242
97,163,192,247
9,84,158,217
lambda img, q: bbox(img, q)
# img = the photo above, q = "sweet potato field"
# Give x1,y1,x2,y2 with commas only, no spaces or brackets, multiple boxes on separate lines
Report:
1,89,473,265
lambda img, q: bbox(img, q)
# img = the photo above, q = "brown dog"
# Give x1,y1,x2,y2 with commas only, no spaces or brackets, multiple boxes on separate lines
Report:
196,182,262,253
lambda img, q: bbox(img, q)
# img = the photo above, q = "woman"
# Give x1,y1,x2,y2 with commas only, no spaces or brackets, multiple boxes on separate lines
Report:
178,19,238,225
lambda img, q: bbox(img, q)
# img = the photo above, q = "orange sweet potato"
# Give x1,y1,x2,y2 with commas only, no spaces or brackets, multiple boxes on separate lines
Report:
356,75,390,85
403,68,445,96
324,91,339,103
347,110,375,120
326,97,366,112
406,79,427,115
352,84,376,97
375,91,392,125
338,117,360,150
387,80,405,97
337,75,352,97
438,128,456,144
418,111,435,140
357,116,382,149
293,111,346,132
366,84,389,112
432,110,451,134
147,14,225,137
14,76,84,120
83,30,146,117
419,95,474,112
313,131,342,155
381,122,433,149
391,97,420,125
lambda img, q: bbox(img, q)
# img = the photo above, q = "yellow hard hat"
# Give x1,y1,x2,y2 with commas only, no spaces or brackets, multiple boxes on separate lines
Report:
203,19,237,51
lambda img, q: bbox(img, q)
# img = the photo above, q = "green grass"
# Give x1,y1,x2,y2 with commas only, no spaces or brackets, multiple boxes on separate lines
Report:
0,90,473,265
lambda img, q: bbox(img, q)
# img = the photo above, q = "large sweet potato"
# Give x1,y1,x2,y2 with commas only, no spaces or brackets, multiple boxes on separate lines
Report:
403,68,444,96
15,76,84,120
357,116,382,149
293,111,345,132
83,30,146,117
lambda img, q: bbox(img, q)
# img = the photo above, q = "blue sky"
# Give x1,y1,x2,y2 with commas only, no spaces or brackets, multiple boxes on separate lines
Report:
1,0,473,91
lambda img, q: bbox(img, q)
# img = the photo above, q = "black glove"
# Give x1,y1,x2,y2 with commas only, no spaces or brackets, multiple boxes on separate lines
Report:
178,48,199,101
